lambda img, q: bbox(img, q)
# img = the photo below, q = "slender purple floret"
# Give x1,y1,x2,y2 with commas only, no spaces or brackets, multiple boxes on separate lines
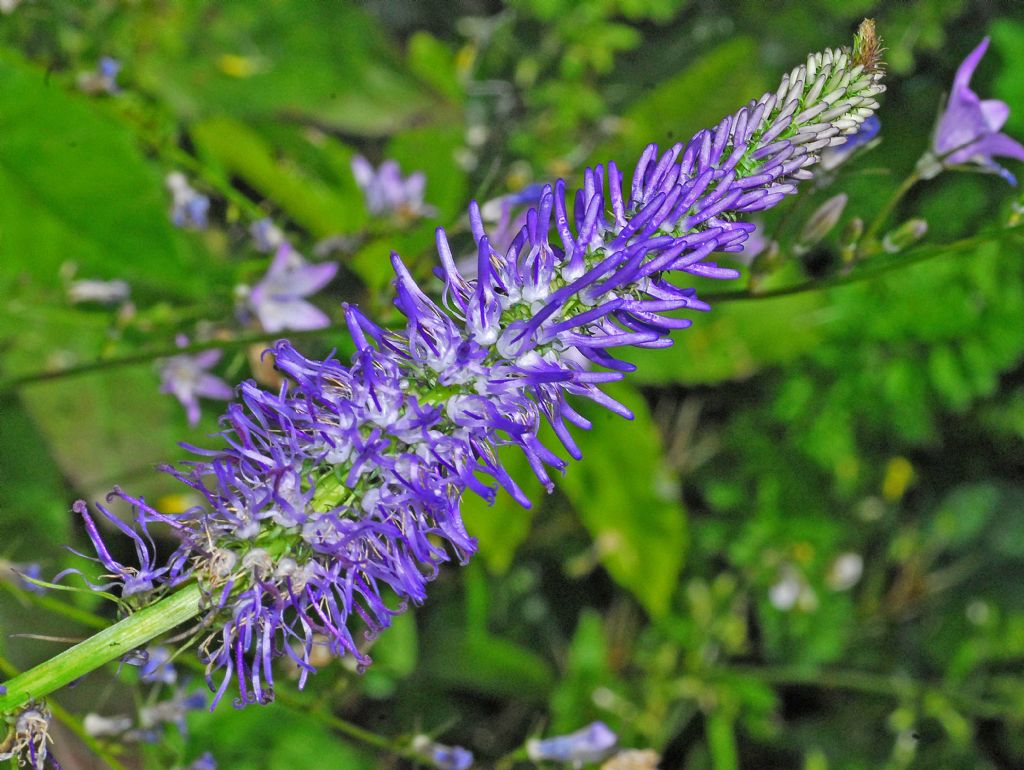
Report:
158,336,234,427
74,39,884,708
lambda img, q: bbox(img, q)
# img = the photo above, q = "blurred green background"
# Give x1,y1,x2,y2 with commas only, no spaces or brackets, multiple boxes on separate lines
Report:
2,1,1024,768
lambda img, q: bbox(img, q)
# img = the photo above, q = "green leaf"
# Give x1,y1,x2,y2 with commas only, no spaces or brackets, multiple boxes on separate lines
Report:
191,116,367,236
992,20,1024,138
461,444,542,575
407,32,464,103
363,611,418,698
188,700,377,770
594,37,769,164
549,609,618,732
0,395,70,556
133,2,438,137
0,49,206,297
558,383,687,617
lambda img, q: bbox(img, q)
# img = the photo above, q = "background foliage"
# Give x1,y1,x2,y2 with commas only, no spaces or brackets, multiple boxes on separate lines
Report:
2,1,1023,768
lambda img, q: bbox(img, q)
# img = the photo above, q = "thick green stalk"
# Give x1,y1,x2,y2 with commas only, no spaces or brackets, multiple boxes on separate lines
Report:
0,582,203,714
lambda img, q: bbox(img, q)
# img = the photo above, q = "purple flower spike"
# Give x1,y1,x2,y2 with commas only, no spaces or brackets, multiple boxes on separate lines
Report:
158,335,233,427
77,37,884,709
527,721,618,765
922,37,1024,184
247,244,338,333
352,155,436,220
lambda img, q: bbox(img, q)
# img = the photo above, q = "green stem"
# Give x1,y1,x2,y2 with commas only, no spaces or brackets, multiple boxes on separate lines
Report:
860,169,923,249
0,324,356,393
0,583,203,715
2,583,420,761
728,664,1008,720
704,224,1024,304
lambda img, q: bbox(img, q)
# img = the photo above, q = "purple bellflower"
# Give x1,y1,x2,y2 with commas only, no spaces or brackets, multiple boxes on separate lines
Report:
919,37,1024,184
352,155,436,220
527,721,618,766
246,244,339,333
75,39,884,709
158,336,234,427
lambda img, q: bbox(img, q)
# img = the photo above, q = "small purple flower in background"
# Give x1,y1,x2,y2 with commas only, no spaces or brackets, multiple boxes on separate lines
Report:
77,56,121,95
139,646,178,686
67,278,131,305
0,559,45,594
246,244,338,333
919,37,1024,184
249,218,286,253
820,114,880,171
351,155,435,220
158,335,233,427
166,172,211,229
412,735,474,770
83,712,133,738
179,753,217,770
527,722,618,766
136,684,206,740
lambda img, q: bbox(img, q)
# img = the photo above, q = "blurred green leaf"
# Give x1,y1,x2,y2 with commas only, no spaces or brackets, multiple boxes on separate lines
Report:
992,19,1024,138
134,2,439,137
549,609,616,732
0,49,205,297
462,444,541,575
0,395,70,556
192,116,367,236
187,700,377,770
559,383,686,617
407,32,464,103
595,37,768,163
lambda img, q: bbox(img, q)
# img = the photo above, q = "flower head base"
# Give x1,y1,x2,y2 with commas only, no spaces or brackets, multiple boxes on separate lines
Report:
527,722,618,766
158,336,234,427
245,244,338,333
77,36,883,709
352,155,435,221
920,37,1024,184
0,704,54,769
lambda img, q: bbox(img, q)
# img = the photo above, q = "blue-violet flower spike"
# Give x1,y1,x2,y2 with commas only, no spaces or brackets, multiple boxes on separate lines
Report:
76,37,884,710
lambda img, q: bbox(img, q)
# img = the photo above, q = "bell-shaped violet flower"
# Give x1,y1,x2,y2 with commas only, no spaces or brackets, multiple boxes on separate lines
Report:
158,336,233,427
247,244,338,333
921,37,1024,184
